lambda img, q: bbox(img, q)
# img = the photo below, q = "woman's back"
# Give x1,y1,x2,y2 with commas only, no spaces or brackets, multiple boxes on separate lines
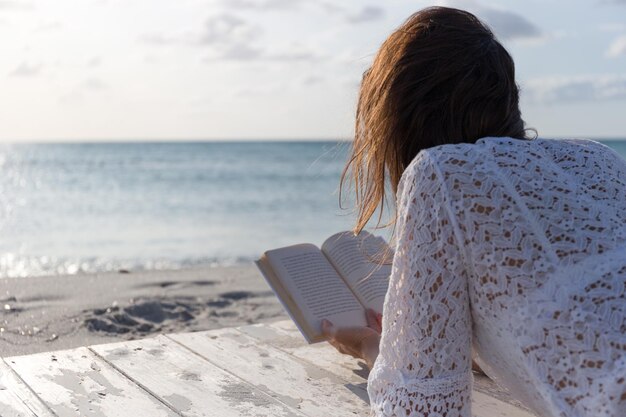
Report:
368,137,626,417
321,6,625,417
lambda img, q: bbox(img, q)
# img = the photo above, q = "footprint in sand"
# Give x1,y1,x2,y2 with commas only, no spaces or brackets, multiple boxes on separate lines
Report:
134,280,217,289
83,290,277,336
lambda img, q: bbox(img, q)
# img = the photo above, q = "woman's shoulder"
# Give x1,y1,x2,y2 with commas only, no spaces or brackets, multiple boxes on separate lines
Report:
403,136,505,175
400,136,562,191
397,138,492,198
418,136,618,166
402,136,622,184
536,137,625,160
414,136,521,163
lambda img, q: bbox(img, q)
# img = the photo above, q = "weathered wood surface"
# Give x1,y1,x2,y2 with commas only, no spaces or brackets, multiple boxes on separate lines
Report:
169,329,369,417
238,320,535,415
1,319,537,416
0,358,54,417
7,347,178,417
91,335,301,417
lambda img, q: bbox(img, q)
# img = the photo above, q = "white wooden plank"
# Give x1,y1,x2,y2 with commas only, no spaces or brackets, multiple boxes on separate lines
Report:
472,375,534,413
237,321,369,385
0,392,36,417
6,347,179,417
169,328,370,417
91,335,304,417
473,391,537,417
0,358,54,417
0,319,538,417
240,321,537,417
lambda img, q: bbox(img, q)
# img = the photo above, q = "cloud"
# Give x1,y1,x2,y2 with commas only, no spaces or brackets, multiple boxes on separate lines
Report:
437,0,542,41
144,13,323,63
80,77,107,91
267,49,321,61
141,14,261,46
87,56,102,68
599,23,626,32
8,61,42,77
215,0,384,24
208,43,263,61
607,35,626,57
320,3,386,24
218,0,303,11
196,14,260,45
140,32,181,45
204,43,323,62
301,75,324,86
234,83,283,97
0,1,33,10
34,19,62,32
345,6,385,24
524,74,626,104
59,78,108,105
229,75,329,98
479,9,541,40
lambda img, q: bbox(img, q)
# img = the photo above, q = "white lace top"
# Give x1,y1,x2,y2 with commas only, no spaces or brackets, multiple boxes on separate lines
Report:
367,136,626,417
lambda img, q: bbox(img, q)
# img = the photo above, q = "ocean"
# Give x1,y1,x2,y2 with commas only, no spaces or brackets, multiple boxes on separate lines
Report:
1,139,625,278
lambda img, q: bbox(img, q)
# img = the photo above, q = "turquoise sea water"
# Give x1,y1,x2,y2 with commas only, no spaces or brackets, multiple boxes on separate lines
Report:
1,139,625,278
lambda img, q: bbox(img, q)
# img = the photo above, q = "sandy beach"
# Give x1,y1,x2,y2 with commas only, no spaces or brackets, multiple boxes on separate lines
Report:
0,265,288,357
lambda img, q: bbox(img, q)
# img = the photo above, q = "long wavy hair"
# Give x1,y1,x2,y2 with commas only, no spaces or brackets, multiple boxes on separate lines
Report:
341,6,532,235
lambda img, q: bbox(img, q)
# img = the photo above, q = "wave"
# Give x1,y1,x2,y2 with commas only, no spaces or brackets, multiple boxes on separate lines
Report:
0,253,255,278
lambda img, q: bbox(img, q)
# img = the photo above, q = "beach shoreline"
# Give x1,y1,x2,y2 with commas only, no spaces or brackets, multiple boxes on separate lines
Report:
0,264,288,357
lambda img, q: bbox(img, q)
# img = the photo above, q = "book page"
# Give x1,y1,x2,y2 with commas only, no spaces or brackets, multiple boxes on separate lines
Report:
321,231,392,313
264,244,367,339
255,257,316,342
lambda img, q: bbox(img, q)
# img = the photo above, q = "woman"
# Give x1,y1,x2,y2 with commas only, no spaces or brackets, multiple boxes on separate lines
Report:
321,6,626,417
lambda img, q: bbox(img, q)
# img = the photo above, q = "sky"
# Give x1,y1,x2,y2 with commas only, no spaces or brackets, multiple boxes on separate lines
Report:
0,0,625,142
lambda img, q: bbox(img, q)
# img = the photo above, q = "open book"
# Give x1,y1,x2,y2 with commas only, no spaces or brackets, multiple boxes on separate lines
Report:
255,231,393,343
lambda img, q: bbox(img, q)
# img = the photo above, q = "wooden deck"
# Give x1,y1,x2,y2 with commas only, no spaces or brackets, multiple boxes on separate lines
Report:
0,319,536,417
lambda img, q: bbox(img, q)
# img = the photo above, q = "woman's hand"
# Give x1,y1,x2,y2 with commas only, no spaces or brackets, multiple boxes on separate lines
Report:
321,308,382,369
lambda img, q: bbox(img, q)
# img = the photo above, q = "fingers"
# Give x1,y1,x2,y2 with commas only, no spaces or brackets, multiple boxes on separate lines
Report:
321,319,370,359
321,319,336,339
322,319,348,354
365,309,375,325
472,360,487,376
365,309,383,334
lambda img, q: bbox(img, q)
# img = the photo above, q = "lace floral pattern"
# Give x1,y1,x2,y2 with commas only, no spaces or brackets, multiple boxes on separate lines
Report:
368,137,626,417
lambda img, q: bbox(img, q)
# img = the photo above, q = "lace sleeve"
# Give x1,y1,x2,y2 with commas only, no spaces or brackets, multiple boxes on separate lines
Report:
367,150,473,417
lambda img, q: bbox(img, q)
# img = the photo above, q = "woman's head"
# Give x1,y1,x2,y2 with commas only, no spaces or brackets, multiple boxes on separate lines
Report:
342,6,530,234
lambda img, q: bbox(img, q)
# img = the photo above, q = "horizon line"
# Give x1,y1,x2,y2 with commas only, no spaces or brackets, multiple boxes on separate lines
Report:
0,137,351,145
1,136,625,145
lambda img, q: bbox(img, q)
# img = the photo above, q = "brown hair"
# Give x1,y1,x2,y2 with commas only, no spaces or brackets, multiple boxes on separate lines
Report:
341,6,531,235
